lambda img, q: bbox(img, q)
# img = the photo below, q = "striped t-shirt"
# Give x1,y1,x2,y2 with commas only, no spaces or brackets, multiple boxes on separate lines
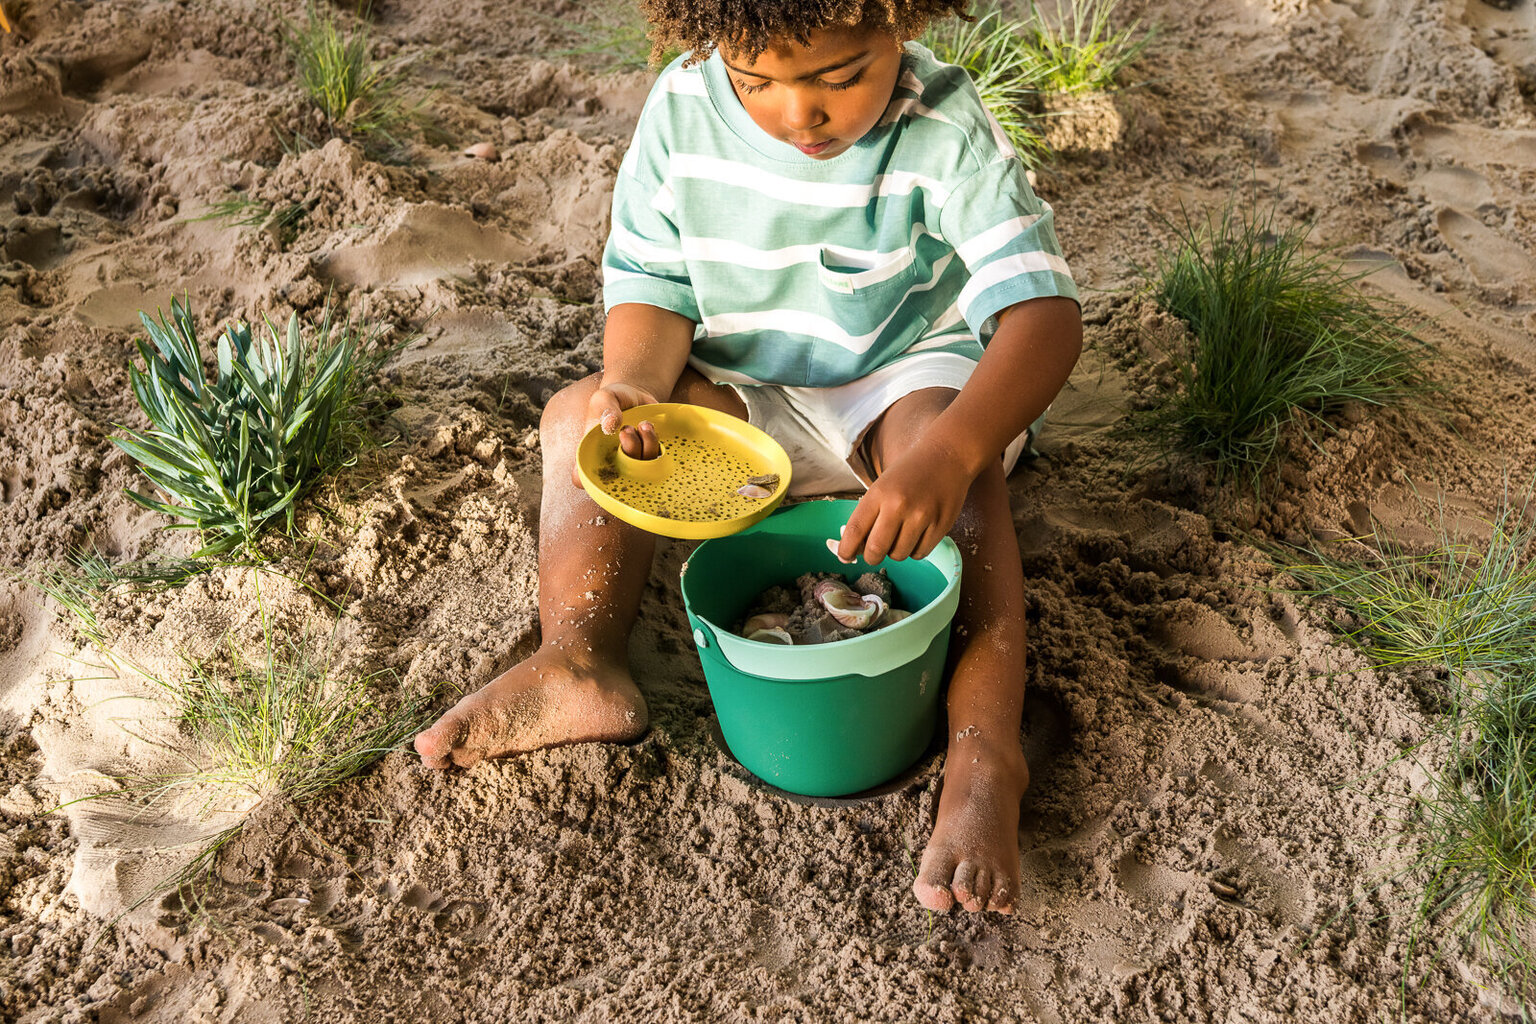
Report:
601,42,1078,389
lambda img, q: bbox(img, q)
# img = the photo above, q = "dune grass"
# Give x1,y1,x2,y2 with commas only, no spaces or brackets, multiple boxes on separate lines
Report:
22,551,214,650
1278,483,1536,991
54,573,438,913
194,194,309,246
1410,671,1536,990
923,4,1054,166
1143,198,1429,491
146,633,433,808
284,3,414,149
1283,495,1536,674
924,0,1153,164
113,297,382,558
1018,0,1154,95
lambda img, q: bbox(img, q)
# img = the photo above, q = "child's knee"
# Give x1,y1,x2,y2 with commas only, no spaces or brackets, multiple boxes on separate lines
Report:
539,373,603,447
866,387,958,467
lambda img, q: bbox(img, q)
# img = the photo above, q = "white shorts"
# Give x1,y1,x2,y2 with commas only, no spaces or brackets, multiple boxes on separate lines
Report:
692,351,1040,496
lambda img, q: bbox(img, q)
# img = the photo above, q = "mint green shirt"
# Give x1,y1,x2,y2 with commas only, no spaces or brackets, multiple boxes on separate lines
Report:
602,43,1078,389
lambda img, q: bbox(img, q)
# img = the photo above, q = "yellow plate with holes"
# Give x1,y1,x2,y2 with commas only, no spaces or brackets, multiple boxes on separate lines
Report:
576,403,793,539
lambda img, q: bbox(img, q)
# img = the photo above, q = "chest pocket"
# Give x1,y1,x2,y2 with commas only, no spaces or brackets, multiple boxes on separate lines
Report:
814,246,922,338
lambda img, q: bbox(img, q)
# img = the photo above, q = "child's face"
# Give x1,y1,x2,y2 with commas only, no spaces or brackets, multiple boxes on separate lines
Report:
719,21,906,160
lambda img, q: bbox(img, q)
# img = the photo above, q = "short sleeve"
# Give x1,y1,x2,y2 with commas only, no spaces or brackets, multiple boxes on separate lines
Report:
601,104,700,322
938,159,1078,343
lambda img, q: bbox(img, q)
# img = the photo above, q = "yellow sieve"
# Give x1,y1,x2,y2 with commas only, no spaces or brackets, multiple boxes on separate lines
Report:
576,403,792,539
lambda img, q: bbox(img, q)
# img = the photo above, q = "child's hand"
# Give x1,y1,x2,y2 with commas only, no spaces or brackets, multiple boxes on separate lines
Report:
836,442,973,564
572,381,663,487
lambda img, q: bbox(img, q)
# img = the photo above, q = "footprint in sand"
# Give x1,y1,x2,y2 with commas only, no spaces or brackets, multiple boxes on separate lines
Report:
1461,0,1535,81
1434,209,1536,296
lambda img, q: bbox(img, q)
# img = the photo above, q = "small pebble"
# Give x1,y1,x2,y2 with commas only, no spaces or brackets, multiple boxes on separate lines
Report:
463,142,500,161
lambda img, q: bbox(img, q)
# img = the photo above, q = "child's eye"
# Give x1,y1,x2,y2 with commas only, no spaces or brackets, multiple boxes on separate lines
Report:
735,78,770,95
823,71,864,91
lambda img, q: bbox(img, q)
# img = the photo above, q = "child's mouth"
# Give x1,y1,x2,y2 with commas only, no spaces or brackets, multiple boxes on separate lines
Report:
793,139,834,155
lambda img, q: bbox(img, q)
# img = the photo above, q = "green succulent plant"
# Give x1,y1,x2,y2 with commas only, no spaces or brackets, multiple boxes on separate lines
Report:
113,298,363,557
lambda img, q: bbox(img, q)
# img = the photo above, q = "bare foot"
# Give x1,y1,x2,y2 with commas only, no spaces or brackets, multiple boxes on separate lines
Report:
913,738,1029,913
413,645,648,770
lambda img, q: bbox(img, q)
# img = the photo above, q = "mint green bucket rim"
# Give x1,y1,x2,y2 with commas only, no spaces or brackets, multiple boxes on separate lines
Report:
681,501,963,680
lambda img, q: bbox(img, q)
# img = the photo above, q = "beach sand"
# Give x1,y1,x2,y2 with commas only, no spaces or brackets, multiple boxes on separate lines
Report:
2,0,1535,1019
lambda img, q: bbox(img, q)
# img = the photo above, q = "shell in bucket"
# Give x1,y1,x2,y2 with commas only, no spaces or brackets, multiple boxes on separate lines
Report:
680,499,962,797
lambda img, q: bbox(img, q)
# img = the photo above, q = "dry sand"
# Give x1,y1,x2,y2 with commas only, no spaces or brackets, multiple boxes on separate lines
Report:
2,0,1535,1019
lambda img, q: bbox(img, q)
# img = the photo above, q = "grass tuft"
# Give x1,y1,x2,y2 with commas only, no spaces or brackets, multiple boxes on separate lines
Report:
284,3,414,149
194,195,309,246
151,635,434,807
55,572,440,916
925,0,1153,166
923,4,1053,167
112,297,383,558
1412,673,1536,989
22,550,214,649
194,194,272,227
1278,481,1536,993
1142,197,1429,491
1018,0,1155,95
1282,488,1536,674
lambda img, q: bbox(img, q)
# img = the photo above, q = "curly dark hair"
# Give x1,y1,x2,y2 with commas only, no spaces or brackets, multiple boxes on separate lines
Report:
638,0,975,67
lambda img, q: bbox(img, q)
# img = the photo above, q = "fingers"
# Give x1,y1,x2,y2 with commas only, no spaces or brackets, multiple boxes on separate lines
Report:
913,522,948,561
860,510,902,565
886,515,930,562
837,502,876,564
617,421,660,460
838,493,949,565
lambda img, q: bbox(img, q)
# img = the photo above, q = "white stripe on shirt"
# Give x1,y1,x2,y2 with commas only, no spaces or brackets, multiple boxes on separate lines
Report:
704,254,955,354
669,154,950,207
611,223,683,265
659,71,708,96
958,251,1073,316
954,214,1043,266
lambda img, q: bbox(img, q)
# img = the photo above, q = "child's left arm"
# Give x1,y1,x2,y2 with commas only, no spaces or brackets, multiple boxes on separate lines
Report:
836,295,1082,564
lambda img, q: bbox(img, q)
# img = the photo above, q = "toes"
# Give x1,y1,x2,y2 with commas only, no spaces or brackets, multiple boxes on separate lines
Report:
414,717,469,770
914,848,958,912
969,867,995,911
987,876,1017,914
951,860,984,912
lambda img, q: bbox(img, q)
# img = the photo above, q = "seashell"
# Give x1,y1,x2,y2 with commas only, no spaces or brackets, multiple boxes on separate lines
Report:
742,612,790,636
825,538,854,564
746,627,793,645
736,483,773,499
879,609,911,629
463,142,500,161
814,579,886,629
746,473,780,489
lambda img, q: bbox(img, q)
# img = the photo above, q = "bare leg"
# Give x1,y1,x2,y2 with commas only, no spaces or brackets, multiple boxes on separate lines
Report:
414,368,746,769
862,388,1030,913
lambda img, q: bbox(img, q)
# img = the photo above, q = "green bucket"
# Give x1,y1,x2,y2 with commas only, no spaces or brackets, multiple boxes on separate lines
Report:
679,499,962,797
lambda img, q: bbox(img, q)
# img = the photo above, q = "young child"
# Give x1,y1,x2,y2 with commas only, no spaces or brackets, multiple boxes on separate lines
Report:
416,0,1082,915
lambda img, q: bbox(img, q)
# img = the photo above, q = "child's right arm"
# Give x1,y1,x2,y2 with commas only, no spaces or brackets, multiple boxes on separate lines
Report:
582,302,697,462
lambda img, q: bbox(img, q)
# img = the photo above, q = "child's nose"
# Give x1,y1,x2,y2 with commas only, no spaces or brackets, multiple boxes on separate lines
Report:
783,89,827,131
